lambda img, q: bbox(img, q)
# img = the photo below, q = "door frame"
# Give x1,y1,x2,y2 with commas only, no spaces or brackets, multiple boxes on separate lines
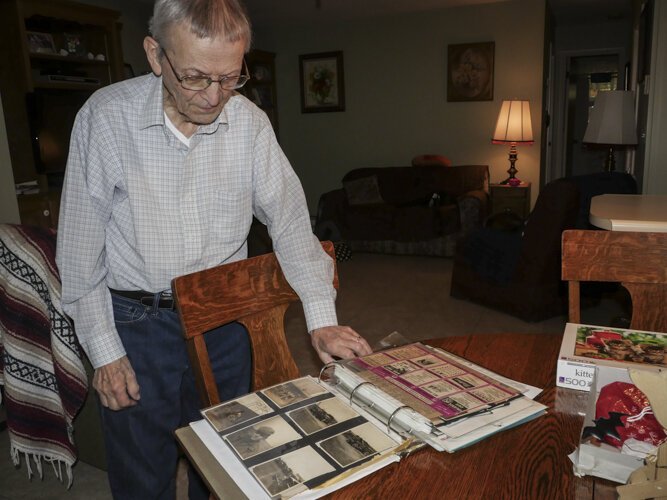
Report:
547,46,627,183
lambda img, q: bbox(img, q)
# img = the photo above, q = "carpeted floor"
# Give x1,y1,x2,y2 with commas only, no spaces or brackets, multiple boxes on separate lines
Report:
0,252,627,499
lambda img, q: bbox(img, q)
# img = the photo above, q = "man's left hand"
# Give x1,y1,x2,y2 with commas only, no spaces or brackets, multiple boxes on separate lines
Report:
311,325,372,364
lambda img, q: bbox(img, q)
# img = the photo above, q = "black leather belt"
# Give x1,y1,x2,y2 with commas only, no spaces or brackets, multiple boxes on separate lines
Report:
109,288,175,309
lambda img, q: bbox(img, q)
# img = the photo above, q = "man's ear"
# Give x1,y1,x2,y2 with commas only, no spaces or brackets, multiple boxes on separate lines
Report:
144,36,162,76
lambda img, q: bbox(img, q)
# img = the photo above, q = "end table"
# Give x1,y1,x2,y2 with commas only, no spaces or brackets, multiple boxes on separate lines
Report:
489,182,531,219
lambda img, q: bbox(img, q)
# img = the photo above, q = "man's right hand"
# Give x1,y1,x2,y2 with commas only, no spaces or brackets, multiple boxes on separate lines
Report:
93,356,141,410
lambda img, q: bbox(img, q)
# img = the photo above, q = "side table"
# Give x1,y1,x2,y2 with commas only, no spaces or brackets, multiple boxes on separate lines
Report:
489,182,531,218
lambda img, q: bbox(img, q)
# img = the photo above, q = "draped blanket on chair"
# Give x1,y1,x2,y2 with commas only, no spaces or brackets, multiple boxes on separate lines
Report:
0,223,87,485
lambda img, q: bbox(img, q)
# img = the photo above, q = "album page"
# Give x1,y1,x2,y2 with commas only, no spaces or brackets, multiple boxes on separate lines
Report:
198,376,402,499
336,342,523,425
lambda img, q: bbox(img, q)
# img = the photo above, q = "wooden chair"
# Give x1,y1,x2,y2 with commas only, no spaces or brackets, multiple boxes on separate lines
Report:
171,241,338,408
561,229,667,332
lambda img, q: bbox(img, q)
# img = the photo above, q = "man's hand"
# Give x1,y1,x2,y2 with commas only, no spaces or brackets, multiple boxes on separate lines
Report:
311,325,372,364
92,356,141,410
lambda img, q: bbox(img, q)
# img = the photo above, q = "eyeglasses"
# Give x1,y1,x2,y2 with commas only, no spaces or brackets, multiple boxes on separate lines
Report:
161,48,250,91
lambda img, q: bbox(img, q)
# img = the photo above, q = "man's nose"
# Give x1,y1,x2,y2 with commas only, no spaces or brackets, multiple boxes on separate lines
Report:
202,82,224,105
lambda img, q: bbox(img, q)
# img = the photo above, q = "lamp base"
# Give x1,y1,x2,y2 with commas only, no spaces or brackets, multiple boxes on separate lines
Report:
499,144,519,185
604,146,616,172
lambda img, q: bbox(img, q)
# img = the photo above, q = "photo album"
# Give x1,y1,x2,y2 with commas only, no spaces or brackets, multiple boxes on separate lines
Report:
190,342,547,499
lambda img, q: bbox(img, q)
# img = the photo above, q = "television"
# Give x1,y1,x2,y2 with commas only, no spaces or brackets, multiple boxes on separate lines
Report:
26,88,92,174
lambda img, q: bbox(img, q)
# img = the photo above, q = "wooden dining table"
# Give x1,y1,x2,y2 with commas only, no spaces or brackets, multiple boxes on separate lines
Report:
175,333,619,499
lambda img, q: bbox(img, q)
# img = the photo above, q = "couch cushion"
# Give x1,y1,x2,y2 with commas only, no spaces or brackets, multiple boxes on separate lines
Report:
343,175,384,205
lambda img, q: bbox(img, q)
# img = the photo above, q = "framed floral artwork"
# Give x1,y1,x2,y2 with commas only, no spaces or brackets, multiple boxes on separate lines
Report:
447,42,495,102
299,51,345,113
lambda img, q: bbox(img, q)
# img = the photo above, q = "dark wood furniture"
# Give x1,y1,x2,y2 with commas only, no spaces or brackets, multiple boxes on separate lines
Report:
240,49,279,136
171,241,337,408
0,0,124,229
175,333,618,499
451,177,579,321
489,181,531,218
562,229,667,333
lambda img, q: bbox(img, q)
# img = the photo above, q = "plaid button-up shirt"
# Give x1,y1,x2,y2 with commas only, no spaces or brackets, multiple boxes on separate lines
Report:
56,74,337,368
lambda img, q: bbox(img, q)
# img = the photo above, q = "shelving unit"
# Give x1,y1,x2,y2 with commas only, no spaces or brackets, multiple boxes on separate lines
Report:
241,49,279,137
0,0,124,228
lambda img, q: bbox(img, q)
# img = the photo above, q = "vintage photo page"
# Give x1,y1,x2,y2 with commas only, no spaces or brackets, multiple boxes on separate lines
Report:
340,343,522,424
202,376,400,499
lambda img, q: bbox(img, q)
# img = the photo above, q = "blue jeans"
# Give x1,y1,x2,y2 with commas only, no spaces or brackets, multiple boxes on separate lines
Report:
100,293,251,500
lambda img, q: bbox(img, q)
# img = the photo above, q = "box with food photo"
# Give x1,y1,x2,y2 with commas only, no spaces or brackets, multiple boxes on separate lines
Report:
557,323,666,392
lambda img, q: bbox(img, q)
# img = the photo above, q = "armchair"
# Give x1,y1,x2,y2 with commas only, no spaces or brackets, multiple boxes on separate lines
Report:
450,178,580,321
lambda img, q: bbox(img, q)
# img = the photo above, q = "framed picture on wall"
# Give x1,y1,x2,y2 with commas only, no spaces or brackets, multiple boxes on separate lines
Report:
447,41,495,102
299,51,345,113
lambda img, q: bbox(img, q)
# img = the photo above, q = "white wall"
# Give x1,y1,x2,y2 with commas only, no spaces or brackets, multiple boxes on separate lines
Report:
255,0,547,211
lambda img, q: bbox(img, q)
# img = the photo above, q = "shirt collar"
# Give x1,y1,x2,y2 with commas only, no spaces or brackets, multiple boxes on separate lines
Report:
139,75,232,134
139,75,165,130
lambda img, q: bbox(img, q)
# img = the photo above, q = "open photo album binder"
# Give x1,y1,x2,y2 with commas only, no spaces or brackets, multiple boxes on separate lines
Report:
189,342,547,499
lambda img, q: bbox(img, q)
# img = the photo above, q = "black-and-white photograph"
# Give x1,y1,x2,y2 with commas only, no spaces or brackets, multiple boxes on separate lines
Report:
203,393,273,433
262,377,327,408
412,354,445,367
384,360,417,376
318,422,397,468
288,397,359,435
225,415,301,460
250,447,334,497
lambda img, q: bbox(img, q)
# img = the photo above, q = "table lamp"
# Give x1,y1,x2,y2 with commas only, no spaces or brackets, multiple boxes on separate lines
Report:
582,90,637,172
492,100,534,185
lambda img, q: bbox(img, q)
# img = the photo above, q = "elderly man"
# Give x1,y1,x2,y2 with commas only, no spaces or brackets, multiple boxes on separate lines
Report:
56,0,371,498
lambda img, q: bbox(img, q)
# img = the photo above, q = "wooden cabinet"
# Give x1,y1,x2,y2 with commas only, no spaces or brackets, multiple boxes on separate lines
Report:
489,182,532,219
241,49,279,137
16,191,60,229
0,0,124,228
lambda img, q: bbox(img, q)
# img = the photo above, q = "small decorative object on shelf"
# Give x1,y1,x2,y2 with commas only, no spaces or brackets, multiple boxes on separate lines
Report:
26,31,56,54
64,32,85,57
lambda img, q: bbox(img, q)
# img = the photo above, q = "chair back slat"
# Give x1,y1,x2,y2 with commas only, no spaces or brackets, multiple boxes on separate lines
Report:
172,241,337,407
562,230,667,333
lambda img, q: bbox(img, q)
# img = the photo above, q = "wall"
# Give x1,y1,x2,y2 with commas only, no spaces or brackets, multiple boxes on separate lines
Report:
254,0,547,211
643,0,667,194
0,95,20,223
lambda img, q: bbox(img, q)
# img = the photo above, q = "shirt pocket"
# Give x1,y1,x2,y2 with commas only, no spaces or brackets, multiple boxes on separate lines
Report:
209,189,253,245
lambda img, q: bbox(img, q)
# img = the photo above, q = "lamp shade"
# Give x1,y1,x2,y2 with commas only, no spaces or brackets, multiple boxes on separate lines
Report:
492,100,534,144
583,90,637,145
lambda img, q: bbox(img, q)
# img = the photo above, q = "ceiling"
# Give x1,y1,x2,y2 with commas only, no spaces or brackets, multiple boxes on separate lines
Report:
239,0,633,28
134,0,634,29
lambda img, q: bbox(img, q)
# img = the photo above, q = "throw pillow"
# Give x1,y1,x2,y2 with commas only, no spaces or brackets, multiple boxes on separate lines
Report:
411,154,452,167
343,175,384,205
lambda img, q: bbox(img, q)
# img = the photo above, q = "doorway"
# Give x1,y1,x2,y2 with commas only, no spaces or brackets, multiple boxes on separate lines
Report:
548,48,628,182
565,54,621,177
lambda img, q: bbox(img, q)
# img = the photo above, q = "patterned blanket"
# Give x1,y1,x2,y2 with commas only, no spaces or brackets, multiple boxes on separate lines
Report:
0,223,88,485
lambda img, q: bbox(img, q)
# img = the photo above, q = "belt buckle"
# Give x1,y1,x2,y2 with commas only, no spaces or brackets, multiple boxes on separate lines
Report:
160,291,175,310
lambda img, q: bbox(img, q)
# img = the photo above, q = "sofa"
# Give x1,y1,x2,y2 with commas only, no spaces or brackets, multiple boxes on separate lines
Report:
314,164,490,257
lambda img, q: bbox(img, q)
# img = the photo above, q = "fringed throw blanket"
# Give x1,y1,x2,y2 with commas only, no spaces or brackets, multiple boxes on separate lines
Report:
0,224,88,485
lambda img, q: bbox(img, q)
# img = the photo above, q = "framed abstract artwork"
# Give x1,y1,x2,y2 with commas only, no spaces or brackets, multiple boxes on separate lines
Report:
299,51,345,113
447,42,495,102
